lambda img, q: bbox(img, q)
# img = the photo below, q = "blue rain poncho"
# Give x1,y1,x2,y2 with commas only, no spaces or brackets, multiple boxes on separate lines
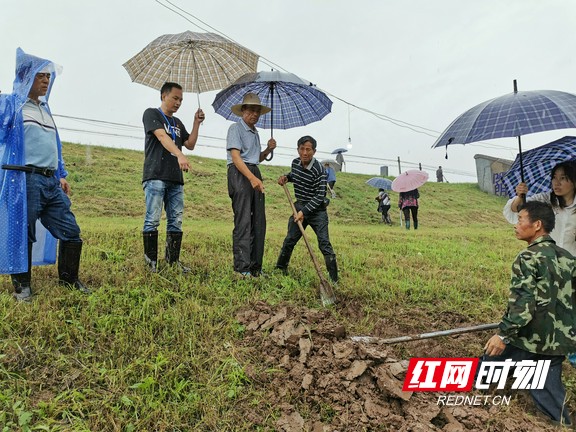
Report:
0,48,68,274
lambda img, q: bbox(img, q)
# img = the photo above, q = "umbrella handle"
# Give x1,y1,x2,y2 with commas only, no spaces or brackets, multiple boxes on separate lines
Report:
265,83,275,161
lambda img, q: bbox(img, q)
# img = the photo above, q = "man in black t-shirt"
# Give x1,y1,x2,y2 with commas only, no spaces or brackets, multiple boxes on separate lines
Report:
142,82,204,273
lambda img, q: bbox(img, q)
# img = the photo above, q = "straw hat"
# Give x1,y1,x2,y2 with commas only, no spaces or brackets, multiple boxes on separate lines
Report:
231,93,271,116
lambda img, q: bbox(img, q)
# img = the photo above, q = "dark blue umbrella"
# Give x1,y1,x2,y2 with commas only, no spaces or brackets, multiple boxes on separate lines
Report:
212,70,332,133
432,80,576,182
213,70,332,161
500,136,576,198
366,177,393,190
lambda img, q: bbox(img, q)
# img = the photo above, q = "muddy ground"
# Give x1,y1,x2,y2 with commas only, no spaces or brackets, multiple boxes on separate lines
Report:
234,301,573,431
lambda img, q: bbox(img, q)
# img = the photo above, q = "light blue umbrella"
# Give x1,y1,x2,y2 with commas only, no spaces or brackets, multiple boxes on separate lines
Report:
366,177,393,190
500,136,576,198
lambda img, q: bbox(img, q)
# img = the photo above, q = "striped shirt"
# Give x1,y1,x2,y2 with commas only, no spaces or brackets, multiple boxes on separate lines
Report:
22,99,58,168
286,157,327,216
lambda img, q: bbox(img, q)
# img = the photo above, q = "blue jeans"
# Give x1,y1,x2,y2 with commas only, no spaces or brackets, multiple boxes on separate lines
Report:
143,180,184,233
25,173,81,242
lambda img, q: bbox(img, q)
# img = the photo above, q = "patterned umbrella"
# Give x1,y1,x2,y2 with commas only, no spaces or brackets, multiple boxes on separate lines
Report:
392,170,429,193
212,70,332,160
212,70,332,131
500,136,576,198
331,148,349,154
432,80,576,181
366,177,393,190
123,31,258,94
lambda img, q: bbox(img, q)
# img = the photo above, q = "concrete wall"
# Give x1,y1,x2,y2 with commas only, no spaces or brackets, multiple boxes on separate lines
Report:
474,154,513,196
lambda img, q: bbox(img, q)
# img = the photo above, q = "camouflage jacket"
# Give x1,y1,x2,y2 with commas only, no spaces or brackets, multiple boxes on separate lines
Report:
499,235,576,355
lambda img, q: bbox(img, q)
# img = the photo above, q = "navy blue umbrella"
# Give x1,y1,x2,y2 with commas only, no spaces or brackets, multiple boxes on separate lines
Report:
500,136,576,198
432,80,576,182
213,70,332,161
366,177,393,190
212,70,332,132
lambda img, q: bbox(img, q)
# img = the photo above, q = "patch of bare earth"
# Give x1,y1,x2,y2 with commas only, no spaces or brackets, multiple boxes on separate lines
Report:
235,301,570,431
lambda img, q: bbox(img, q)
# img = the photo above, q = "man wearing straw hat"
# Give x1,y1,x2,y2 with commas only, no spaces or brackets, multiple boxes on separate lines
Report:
226,93,276,277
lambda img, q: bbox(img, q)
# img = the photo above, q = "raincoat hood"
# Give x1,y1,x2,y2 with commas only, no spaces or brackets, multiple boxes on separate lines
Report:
11,47,62,106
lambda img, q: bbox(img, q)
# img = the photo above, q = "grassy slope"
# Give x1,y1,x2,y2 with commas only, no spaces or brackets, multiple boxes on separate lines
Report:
1,143,565,431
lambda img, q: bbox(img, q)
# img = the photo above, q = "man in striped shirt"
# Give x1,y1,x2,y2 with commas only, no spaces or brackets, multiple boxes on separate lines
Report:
276,136,339,283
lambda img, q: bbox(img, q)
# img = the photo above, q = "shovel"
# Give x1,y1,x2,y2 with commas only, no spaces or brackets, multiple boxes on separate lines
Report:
282,183,337,306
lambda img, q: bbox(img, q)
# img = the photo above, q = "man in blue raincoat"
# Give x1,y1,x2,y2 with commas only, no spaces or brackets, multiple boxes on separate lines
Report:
0,48,89,301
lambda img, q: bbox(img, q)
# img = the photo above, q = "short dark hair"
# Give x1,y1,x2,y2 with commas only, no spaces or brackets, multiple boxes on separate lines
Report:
519,201,555,233
297,135,317,150
160,82,182,98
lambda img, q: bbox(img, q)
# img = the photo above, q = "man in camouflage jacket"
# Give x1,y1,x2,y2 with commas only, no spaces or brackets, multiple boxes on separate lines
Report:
482,201,576,425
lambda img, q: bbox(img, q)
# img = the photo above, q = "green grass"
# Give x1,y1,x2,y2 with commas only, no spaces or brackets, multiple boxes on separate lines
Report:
0,142,569,430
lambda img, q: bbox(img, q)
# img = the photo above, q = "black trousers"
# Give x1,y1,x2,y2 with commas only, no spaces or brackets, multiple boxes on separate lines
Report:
402,206,418,225
227,164,266,273
279,207,335,258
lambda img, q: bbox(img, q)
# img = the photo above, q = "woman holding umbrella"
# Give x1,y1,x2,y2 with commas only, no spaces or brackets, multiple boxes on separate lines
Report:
503,161,576,256
398,189,420,230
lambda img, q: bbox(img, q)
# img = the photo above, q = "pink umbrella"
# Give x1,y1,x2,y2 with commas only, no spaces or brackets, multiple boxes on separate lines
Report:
392,170,429,192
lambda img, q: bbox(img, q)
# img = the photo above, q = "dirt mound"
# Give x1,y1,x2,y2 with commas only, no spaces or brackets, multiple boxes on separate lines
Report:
235,301,566,431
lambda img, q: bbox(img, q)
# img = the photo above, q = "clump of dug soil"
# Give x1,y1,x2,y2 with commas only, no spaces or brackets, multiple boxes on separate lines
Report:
235,301,570,431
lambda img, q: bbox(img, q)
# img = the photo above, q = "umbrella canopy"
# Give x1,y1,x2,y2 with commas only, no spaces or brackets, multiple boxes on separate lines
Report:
212,70,332,131
431,81,576,181
366,177,393,190
432,88,576,147
500,136,576,198
320,159,341,170
392,170,429,192
331,148,348,154
123,31,258,93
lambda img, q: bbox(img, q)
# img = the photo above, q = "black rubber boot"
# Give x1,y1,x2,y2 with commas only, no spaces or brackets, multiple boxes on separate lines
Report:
324,254,339,283
405,220,410,230
166,231,190,274
275,249,293,275
414,221,418,230
58,241,90,293
11,242,33,301
143,231,158,273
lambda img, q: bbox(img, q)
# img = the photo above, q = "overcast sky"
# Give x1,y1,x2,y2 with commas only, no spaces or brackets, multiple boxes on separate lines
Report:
2,0,576,182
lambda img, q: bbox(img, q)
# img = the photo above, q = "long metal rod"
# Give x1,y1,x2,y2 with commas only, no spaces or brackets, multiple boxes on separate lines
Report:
351,323,499,345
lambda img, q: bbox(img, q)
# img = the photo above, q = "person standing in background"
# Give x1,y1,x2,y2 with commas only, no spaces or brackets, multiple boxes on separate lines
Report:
324,162,337,198
436,166,444,182
399,188,419,229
